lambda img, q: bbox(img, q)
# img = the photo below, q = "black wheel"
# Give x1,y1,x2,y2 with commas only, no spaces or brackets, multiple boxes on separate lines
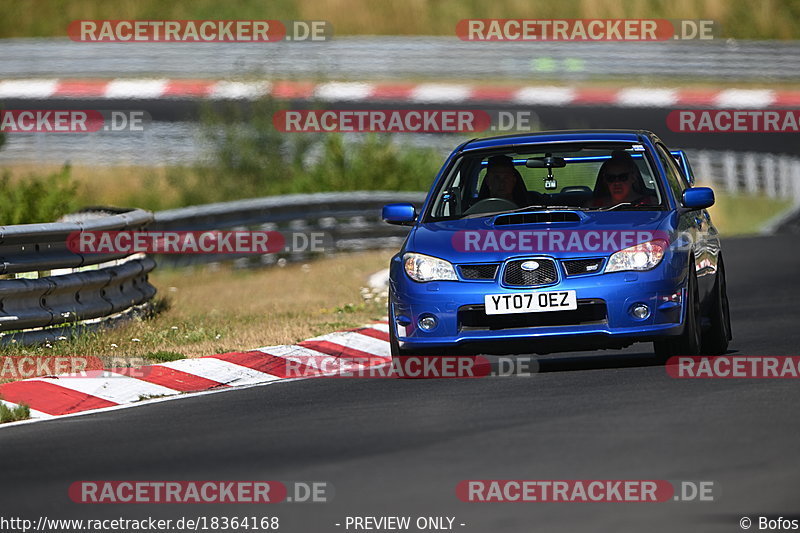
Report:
654,260,702,359
700,256,732,355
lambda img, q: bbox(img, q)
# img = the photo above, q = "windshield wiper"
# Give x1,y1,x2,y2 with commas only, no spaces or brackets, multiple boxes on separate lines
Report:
597,202,662,211
599,202,634,211
462,205,587,219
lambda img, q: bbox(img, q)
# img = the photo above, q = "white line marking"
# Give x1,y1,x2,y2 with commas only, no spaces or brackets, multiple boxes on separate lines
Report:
307,330,391,358
0,79,59,98
257,344,368,375
616,88,677,107
104,79,168,99
314,82,374,101
714,89,775,108
514,86,576,105
367,322,391,333
35,372,178,404
158,357,281,386
209,81,271,99
411,84,471,103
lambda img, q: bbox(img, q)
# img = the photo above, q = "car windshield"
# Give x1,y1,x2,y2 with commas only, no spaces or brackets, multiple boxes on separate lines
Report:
427,142,665,220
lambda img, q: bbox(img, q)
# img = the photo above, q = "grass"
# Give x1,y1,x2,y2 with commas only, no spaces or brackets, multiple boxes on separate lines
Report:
2,0,799,39
0,398,31,423
707,192,793,236
0,250,393,371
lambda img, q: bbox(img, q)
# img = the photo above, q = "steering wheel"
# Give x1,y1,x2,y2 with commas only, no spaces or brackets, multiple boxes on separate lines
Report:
463,197,518,215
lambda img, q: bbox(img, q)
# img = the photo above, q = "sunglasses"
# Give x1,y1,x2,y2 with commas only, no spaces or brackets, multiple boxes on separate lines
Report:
605,171,632,183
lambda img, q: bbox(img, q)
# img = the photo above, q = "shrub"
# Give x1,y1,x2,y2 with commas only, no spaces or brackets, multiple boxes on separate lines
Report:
0,398,30,423
165,97,443,206
0,165,79,224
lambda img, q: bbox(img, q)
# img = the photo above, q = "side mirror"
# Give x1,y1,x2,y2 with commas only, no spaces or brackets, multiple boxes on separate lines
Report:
682,187,715,209
382,203,417,225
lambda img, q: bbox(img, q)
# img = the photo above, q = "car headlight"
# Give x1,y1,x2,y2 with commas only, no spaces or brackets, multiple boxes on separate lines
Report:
403,253,458,282
605,239,668,273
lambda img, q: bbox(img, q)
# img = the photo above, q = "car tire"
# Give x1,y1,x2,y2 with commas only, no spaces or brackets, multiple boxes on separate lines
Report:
700,256,732,355
653,260,702,359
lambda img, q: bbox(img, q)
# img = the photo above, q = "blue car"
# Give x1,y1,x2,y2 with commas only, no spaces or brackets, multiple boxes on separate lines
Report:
383,130,731,358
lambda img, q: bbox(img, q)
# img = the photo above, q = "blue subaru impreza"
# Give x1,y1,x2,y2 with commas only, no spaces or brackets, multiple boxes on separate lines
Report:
383,130,731,358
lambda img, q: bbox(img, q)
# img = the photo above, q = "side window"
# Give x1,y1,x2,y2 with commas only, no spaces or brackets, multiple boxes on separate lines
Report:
655,144,685,200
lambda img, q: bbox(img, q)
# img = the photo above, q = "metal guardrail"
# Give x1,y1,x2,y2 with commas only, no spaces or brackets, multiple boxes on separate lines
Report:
151,191,426,268
0,208,156,337
1,37,799,81
688,150,800,203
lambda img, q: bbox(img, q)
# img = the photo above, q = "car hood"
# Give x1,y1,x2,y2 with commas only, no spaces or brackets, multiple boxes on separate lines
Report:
407,210,675,262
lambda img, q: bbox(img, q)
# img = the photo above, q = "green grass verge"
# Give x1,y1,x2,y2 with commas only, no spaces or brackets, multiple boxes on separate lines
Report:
709,192,794,236
0,398,31,423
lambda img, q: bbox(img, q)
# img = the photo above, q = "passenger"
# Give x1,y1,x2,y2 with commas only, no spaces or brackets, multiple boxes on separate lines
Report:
588,150,658,208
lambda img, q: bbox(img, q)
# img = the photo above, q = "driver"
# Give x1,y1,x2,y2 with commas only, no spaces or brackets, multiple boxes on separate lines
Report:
480,155,529,206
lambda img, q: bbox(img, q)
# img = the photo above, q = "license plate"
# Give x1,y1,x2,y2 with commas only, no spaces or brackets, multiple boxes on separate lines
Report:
484,290,577,315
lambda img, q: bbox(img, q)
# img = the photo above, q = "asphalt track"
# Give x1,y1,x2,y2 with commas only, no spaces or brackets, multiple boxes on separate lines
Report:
1,233,799,533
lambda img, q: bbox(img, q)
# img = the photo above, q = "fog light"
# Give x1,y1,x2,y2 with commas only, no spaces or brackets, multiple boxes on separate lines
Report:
418,315,438,331
631,304,650,320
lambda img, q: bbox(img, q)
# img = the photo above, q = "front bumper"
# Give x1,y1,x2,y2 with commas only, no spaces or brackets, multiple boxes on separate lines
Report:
390,258,687,354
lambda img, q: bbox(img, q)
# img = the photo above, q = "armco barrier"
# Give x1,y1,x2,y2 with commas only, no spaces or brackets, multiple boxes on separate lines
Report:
151,191,426,267
0,208,156,339
2,38,799,81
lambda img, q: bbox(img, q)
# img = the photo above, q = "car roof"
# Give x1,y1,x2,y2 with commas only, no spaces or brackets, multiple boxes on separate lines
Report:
460,129,657,152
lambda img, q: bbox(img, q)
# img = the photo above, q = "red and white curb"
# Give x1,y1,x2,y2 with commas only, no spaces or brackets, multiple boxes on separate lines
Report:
1,78,799,108
0,322,391,425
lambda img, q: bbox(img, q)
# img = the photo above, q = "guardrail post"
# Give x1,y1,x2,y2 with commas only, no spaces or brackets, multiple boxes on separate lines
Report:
694,151,713,188
763,154,778,198
792,159,800,204
723,152,738,193
778,156,792,200
743,153,759,195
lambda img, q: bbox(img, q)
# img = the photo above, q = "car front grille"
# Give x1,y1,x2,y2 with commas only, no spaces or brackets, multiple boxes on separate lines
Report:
458,263,500,280
458,299,607,331
503,258,558,287
563,258,605,276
